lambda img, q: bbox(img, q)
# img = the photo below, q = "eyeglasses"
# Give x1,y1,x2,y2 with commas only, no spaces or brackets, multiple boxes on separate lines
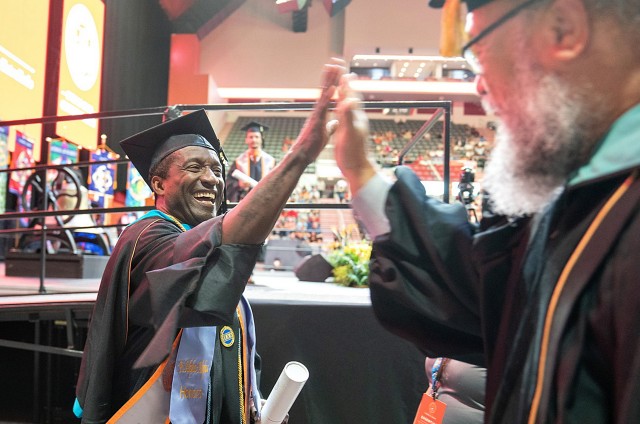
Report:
462,0,542,74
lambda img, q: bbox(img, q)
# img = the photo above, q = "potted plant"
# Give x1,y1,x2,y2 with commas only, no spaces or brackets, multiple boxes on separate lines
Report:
326,224,372,287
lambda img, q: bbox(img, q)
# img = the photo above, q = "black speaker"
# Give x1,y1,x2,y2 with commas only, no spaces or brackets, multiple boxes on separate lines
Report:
294,254,333,282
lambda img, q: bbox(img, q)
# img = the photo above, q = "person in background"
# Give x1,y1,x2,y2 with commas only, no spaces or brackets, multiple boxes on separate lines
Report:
331,0,640,421
226,121,276,203
74,60,343,424
225,121,277,281
333,178,348,203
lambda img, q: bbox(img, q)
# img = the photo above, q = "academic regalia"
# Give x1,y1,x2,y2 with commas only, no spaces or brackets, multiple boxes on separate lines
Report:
368,165,640,423
76,215,262,423
75,110,263,423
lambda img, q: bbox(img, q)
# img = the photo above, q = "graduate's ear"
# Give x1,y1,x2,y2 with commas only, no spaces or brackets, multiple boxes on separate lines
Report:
151,175,165,195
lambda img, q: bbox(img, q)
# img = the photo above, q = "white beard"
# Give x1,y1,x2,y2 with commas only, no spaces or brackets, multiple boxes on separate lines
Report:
480,39,600,217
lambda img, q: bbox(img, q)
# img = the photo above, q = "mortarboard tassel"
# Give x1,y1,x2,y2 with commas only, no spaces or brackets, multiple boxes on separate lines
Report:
439,0,465,57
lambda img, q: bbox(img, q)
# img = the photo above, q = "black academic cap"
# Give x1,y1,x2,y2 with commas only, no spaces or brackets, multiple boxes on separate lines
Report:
241,121,269,133
428,0,492,11
120,109,224,188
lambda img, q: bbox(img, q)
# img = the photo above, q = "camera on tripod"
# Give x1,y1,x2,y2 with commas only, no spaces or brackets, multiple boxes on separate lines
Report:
457,167,475,205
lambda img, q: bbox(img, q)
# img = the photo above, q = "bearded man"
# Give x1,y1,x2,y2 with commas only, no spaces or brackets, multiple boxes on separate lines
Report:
331,0,640,422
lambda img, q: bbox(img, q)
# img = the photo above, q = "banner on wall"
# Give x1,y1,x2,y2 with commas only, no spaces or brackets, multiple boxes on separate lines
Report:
88,149,116,208
9,132,34,226
0,126,8,213
9,131,34,196
48,138,79,165
0,1,49,161
56,0,105,150
125,163,152,207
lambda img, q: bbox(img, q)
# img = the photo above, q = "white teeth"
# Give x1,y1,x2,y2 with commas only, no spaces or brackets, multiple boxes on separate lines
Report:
194,192,216,201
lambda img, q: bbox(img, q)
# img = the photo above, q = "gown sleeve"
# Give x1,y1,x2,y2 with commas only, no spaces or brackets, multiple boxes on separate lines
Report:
368,166,485,365
128,215,262,367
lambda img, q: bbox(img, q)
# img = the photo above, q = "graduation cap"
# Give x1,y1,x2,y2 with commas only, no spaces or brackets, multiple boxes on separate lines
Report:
241,121,269,134
428,0,493,11
120,109,227,189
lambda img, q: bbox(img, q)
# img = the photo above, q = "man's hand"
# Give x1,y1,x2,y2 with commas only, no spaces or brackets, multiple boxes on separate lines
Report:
221,58,346,246
332,73,377,195
251,399,289,424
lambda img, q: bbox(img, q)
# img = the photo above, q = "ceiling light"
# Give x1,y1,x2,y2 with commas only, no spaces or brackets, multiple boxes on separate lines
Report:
352,54,466,62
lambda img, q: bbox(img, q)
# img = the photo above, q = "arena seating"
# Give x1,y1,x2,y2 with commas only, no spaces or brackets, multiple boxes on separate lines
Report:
222,116,316,173
223,116,486,177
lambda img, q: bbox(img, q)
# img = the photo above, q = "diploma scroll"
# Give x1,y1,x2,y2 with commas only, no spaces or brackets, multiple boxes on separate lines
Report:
231,169,259,188
259,361,309,424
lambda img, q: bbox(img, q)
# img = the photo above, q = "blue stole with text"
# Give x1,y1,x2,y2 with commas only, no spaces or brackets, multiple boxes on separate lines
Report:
169,298,260,423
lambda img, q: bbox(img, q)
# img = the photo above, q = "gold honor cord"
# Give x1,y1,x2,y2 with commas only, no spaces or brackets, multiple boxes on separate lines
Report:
164,213,188,232
236,306,248,424
527,173,636,424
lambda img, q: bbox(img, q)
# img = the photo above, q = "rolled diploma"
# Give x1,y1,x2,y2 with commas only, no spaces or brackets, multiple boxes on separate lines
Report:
259,361,309,423
231,169,259,188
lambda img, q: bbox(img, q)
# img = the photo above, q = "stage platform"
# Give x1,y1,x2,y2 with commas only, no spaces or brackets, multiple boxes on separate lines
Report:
0,262,369,320
0,261,428,424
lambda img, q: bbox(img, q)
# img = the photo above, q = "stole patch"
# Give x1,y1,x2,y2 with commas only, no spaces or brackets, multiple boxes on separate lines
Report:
220,326,235,347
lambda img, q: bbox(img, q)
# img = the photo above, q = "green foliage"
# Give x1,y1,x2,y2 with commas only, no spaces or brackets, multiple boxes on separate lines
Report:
327,242,371,287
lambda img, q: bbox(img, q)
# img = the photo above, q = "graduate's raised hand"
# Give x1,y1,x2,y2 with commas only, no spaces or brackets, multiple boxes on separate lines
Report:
290,58,346,164
222,58,346,246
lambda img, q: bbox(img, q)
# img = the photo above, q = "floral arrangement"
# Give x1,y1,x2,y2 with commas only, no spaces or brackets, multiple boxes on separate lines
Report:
326,224,372,287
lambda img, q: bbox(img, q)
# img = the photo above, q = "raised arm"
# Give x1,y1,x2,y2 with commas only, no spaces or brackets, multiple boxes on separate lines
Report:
221,59,345,245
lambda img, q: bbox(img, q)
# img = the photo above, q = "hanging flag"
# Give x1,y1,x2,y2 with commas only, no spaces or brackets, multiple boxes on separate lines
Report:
88,149,116,208
125,162,152,207
9,131,34,195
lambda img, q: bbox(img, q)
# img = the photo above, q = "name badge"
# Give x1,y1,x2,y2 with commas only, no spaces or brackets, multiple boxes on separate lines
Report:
413,393,447,424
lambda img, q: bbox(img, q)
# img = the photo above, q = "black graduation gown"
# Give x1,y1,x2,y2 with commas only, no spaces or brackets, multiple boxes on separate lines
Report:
368,166,640,423
76,215,261,423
